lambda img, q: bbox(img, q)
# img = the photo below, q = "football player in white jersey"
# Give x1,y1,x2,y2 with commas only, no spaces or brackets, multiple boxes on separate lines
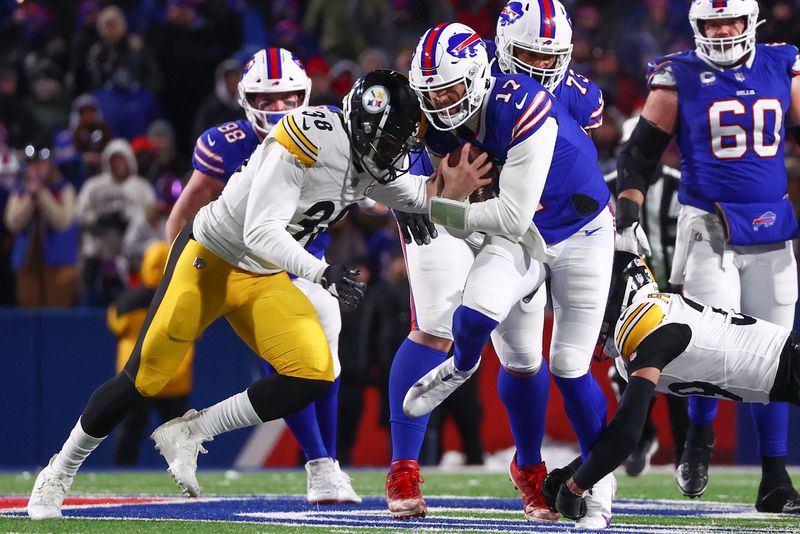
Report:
26,71,461,520
548,253,800,521
166,47,361,505
615,0,800,511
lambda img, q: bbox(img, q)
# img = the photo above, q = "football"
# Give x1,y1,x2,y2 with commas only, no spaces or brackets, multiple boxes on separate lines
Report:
446,145,499,203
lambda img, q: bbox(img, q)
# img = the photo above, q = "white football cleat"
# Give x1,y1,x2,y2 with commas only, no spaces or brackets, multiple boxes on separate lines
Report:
151,409,210,498
334,460,362,504
403,357,480,418
27,455,73,520
305,457,339,504
577,473,616,529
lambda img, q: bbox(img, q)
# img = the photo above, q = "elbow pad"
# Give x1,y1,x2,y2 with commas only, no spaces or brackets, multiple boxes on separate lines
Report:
617,118,672,196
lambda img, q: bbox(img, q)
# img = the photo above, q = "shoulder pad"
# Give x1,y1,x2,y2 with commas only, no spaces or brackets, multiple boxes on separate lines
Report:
614,296,668,360
270,109,326,168
762,43,800,76
193,126,228,177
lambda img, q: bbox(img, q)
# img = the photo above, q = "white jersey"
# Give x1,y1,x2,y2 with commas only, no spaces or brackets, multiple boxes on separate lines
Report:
193,106,428,283
614,292,790,403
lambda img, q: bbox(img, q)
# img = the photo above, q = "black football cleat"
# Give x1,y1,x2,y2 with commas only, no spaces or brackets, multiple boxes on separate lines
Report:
676,442,714,498
756,481,800,513
625,436,659,477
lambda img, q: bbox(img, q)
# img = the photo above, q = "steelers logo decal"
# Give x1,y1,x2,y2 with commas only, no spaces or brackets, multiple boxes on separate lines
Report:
362,85,389,114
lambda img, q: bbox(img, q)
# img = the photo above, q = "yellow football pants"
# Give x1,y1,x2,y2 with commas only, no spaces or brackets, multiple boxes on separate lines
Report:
123,229,333,397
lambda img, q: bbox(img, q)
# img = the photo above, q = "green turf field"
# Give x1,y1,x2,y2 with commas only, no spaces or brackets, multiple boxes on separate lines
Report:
1,468,799,533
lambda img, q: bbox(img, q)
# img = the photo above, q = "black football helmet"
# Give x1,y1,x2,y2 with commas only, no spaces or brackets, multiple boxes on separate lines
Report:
343,70,425,184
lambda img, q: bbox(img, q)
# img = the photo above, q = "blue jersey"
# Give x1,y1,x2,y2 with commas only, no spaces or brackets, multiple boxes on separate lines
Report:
647,44,800,212
426,73,609,244
485,39,604,130
192,119,328,259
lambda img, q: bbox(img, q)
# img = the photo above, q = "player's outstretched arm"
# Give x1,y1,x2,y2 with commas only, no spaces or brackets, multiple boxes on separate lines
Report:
165,170,224,244
556,373,658,520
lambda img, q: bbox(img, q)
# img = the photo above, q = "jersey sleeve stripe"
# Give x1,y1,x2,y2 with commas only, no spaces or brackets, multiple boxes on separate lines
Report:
272,117,317,167
618,303,666,360
196,138,224,163
616,302,650,348
513,91,546,131
193,152,225,176
286,116,319,156
512,99,552,142
589,100,604,119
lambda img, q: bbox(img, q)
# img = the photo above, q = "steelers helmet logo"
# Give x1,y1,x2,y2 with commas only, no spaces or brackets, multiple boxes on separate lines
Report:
362,85,389,114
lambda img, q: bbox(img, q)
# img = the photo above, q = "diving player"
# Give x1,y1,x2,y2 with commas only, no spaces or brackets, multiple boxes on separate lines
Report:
614,0,800,512
166,47,359,505
391,20,615,528
550,254,800,521
26,70,436,520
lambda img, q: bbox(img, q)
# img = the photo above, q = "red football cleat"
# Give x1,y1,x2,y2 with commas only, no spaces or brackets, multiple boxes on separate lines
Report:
509,454,560,521
386,459,427,519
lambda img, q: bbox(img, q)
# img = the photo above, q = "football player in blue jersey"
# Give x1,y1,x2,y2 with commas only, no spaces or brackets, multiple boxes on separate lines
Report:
492,0,604,134
165,47,361,505
387,20,615,527
614,0,800,513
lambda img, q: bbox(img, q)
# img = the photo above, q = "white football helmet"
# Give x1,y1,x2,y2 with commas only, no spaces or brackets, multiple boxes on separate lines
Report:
238,48,311,135
409,22,490,131
495,0,573,91
689,0,761,67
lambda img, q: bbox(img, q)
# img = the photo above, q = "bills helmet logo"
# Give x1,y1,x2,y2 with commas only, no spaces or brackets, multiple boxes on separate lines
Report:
243,57,255,75
362,85,389,114
499,2,524,26
291,53,305,70
446,32,483,59
752,211,776,231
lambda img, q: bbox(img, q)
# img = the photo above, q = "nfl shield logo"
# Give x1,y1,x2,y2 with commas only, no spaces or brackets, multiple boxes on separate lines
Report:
194,257,206,269
734,72,745,82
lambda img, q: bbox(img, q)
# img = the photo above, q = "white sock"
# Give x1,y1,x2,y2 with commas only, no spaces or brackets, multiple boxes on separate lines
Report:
190,391,261,439
52,419,105,477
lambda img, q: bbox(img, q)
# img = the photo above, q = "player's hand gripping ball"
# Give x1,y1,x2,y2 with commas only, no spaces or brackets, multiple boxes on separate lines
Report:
445,144,499,203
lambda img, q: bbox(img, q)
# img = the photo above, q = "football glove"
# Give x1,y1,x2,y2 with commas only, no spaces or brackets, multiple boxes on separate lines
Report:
542,460,580,511
615,222,652,257
556,482,587,520
393,210,438,245
320,265,366,308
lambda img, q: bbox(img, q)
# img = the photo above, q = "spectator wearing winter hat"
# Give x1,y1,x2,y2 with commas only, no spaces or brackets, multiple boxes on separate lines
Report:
53,93,112,188
4,145,80,307
77,138,155,306
84,5,162,94
23,60,70,143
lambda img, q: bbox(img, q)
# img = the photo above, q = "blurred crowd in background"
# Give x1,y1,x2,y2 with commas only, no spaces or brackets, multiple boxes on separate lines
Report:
2,0,800,464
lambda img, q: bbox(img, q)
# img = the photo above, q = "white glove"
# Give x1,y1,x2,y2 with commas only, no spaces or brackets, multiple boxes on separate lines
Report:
615,222,652,257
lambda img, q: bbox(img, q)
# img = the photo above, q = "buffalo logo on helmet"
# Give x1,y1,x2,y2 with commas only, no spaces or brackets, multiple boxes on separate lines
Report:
499,2,524,26
446,32,483,59
243,57,255,75
362,85,389,114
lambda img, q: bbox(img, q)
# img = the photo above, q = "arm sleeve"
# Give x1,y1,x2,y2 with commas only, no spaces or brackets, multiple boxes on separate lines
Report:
573,376,656,489
367,171,429,213
4,192,35,233
464,116,556,236
628,323,692,374
242,142,328,283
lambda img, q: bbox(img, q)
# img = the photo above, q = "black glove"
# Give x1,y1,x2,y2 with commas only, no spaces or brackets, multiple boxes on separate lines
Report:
556,482,587,520
320,264,366,308
393,210,438,245
542,461,579,511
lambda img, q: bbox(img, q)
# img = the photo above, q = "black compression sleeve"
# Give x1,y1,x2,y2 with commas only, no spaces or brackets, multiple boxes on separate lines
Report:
617,117,672,196
628,323,692,374
573,376,656,489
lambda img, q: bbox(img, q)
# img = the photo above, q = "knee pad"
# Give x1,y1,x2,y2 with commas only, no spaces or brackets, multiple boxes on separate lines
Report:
164,290,203,342
549,346,592,378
